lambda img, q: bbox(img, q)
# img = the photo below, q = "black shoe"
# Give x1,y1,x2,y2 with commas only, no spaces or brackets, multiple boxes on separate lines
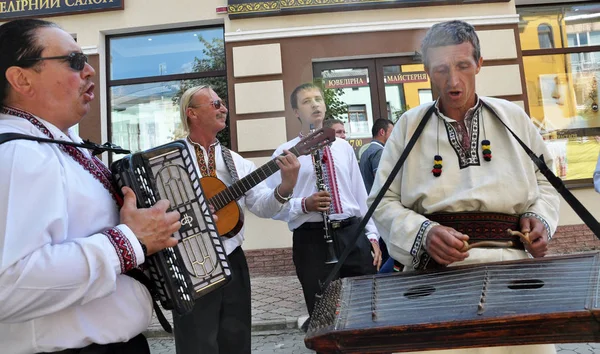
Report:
301,317,310,333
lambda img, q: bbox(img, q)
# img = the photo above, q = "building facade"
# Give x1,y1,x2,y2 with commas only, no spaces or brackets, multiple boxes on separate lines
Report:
3,0,598,275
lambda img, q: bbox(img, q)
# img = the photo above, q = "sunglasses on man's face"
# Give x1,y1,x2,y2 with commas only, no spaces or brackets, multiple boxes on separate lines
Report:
15,52,89,71
189,100,227,110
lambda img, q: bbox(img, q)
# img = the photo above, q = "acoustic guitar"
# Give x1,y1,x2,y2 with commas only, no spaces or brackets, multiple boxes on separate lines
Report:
200,127,335,238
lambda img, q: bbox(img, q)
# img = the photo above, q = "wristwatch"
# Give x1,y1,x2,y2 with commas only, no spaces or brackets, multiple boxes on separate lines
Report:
138,240,148,258
274,185,293,204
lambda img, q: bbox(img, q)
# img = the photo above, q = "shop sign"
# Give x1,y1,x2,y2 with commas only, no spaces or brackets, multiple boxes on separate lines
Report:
385,72,428,84
324,75,369,89
0,0,124,20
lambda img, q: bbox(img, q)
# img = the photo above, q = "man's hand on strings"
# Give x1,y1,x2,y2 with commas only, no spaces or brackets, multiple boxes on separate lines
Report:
120,186,180,256
276,149,300,197
370,239,382,271
520,217,548,258
425,225,469,266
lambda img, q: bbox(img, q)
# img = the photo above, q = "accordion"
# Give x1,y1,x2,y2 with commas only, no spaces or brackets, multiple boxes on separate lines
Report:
111,140,231,314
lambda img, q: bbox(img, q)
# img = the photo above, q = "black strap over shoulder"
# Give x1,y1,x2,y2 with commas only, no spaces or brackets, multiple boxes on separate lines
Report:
480,100,600,238
0,132,130,155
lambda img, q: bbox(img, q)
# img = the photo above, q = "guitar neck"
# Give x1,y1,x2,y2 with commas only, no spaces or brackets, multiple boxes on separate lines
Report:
209,147,300,211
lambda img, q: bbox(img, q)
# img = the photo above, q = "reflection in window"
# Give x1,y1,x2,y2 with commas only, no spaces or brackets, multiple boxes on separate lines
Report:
347,104,369,137
108,26,228,157
109,27,225,81
518,4,600,51
522,53,600,180
320,68,372,139
418,89,433,105
111,78,227,158
538,24,554,49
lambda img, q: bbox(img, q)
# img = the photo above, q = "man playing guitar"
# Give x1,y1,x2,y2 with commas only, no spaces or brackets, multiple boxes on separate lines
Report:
172,85,300,354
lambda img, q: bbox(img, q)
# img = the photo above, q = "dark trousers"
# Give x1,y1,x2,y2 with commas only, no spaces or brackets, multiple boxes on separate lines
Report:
173,246,251,354
293,219,376,315
42,334,150,354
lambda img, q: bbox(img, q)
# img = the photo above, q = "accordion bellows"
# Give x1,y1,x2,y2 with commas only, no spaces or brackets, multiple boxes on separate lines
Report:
111,140,231,314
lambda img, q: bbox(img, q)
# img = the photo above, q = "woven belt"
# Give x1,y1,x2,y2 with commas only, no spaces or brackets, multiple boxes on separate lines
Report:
425,212,524,250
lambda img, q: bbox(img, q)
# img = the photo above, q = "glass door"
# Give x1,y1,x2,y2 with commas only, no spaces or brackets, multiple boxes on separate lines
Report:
375,58,433,124
313,57,432,156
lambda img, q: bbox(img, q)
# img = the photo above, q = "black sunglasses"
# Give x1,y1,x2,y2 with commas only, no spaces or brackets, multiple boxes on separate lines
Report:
189,99,227,110
15,52,89,71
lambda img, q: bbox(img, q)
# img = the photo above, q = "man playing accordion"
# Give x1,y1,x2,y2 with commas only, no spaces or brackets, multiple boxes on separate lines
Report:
0,19,182,353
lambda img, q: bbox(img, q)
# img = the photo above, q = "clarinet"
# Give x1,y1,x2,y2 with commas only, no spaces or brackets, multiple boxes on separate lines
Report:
310,125,339,265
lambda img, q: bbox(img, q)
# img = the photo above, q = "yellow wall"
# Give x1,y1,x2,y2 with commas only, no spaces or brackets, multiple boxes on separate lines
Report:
400,64,431,111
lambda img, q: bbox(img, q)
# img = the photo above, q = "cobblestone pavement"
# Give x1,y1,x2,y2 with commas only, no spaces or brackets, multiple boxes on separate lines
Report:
148,334,600,354
250,276,308,330
148,329,314,354
147,276,307,336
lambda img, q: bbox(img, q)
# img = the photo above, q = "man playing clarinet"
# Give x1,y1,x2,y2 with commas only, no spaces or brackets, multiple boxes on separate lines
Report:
266,83,382,331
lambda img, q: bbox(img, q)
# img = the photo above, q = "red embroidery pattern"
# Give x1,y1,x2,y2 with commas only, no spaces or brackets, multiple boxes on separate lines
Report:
323,146,342,214
1,106,122,207
191,140,217,178
103,227,137,273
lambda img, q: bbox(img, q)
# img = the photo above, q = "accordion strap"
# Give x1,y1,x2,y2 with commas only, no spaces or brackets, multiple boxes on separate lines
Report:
126,268,173,333
0,132,130,155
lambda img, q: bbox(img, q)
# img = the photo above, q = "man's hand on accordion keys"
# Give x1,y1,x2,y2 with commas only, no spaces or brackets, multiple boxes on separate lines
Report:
119,186,181,256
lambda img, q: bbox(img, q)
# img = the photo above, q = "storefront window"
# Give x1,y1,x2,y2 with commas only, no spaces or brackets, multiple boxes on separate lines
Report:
320,67,374,139
107,26,227,159
518,4,600,183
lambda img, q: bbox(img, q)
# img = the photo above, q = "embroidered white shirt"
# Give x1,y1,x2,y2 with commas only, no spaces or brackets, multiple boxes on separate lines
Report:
0,113,149,354
266,137,379,241
184,139,290,255
369,97,560,271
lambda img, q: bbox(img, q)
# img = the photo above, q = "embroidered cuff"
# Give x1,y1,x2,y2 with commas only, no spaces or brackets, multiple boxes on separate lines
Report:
411,220,439,270
521,212,553,240
301,197,308,214
103,227,138,274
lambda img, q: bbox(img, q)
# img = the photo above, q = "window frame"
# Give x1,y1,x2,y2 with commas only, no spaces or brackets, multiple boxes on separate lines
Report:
519,3,600,188
105,25,227,163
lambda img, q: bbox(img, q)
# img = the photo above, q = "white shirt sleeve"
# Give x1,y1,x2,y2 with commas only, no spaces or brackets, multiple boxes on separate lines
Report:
233,154,291,218
265,147,306,224
0,142,142,323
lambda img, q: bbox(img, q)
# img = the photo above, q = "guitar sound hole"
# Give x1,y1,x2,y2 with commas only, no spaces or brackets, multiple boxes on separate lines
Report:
404,285,436,299
507,279,544,290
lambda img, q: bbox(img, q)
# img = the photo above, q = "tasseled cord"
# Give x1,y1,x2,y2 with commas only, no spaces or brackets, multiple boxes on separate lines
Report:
432,118,443,177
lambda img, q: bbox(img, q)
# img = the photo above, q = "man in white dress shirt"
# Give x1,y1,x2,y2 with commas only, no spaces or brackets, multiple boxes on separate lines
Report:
172,85,300,354
266,83,382,323
369,20,559,354
0,19,182,353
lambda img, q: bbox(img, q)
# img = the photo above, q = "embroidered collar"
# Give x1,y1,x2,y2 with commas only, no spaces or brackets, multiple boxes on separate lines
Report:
434,96,481,122
186,136,219,150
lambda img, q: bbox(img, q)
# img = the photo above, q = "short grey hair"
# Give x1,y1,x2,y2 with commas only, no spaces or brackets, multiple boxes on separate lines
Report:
179,85,210,134
421,20,481,69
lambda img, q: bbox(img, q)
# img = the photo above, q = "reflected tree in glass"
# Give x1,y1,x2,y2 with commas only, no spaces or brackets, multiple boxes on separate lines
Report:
172,36,230,147
313,76,348,122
